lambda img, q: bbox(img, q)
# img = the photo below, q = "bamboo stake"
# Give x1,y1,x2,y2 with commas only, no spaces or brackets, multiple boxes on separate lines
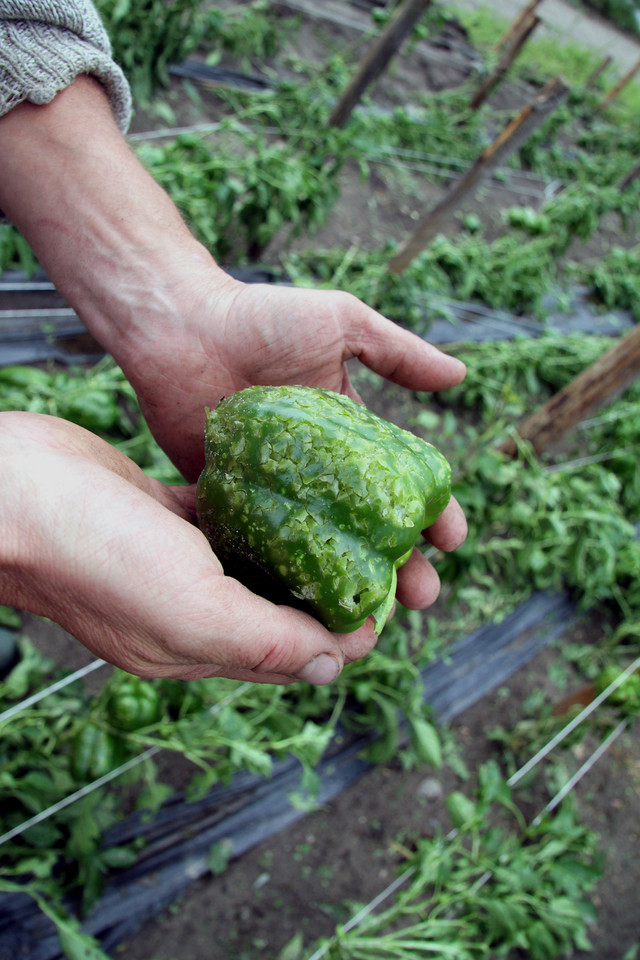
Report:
597,56,640,109
492,0,544,54
329,0,432,128
470,12,541,110
499,323,640,457
388,76,569,274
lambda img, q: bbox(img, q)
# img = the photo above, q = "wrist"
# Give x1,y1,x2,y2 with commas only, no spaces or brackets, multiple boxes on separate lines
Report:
0,76,236,365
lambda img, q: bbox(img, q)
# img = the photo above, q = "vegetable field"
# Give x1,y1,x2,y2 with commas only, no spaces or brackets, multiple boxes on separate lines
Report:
1,2,640,959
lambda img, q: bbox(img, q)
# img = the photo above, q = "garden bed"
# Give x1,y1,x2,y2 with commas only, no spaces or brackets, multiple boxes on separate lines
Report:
1,2,640,959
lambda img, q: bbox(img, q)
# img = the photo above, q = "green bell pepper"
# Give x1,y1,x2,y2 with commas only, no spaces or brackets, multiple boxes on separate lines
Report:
106,676,163,731
196,385,451,634
70,724,126,782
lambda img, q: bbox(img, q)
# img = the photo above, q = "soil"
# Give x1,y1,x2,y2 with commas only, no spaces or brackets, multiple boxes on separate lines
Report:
115,655,640,960
6,2,640,958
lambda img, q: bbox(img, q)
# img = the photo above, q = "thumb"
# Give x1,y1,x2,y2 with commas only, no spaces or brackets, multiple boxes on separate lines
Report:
347,302,466,392
195,575,378,686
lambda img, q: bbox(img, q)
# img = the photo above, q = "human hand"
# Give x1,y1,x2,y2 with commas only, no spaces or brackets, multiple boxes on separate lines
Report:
0,76,466,636
116,276,468,615
0,412,379,683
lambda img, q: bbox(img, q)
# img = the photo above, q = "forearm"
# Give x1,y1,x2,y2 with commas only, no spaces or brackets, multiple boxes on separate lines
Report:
0,77,234,367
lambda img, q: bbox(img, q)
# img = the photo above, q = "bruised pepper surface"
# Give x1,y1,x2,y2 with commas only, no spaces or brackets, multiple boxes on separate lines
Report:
196,385,452,634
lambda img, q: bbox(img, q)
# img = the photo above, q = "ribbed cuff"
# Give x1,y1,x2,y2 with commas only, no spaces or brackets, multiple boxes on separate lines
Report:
0,3,132,132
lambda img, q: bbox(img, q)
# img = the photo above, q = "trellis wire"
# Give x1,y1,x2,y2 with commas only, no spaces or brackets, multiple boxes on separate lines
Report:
128,118,558,199
3,621,638,855
0,747,161,848
546,447,639,474
305,657,640,960
508,652,640,787
530,717,628,827
0,658,105,726
0,681,255,849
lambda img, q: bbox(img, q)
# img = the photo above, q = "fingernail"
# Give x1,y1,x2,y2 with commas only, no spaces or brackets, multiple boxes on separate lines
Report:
297,654,341,686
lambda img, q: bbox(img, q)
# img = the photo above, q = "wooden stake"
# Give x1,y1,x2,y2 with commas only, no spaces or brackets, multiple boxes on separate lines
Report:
492,0,544,54
499,324,640,457
584,54,612,90
329,0,432,128
597,56,640,109
470,12,541,110
388,77,569,274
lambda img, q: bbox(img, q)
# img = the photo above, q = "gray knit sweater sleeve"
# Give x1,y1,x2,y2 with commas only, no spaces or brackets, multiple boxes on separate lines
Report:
0,1,132,131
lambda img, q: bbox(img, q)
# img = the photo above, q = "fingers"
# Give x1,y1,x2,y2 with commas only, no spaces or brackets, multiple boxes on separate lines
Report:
345,296,466,393
424,497,468,552
395,548,441,611
5,411,197,522
175,577,379,685
395,498,467,612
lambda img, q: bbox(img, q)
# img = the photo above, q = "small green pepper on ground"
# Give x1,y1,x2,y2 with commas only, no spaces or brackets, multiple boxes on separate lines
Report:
196,385,452,634
70,724,126,782
106,676,163,731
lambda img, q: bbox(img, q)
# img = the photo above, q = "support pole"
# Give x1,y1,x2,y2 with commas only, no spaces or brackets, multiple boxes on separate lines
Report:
388,76,569,274
492,0,544,54
584,54,612,89
329,0,432,128
470,12,541,110
499,324,640,457
597,56,640,110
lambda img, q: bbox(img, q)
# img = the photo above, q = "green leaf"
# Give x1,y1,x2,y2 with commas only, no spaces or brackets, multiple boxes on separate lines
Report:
207,839,233,876
0,607,20,629
482,898,529,937
100,845,140,870
277,932,305,960
408,717,442,769
0,637,51,702
363,694,400,764
57,924,111,960
229,741,273,777
445,791,477,830
0,852,57,879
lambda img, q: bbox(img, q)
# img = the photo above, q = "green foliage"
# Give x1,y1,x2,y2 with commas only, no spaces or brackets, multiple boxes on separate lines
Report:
94,0,205,102
449,5,509,52
285,230,563,321
515,33,604,85
314,767,600,959
434,332,640,625
582,0,640,36
0,223,39,275
0,642,338,916
135,127,343,261
285,162,638,327
95,0,294,103
581,245,640,320
202,0,297,69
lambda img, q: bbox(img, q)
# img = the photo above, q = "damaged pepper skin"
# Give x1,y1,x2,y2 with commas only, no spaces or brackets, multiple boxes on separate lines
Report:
196,385,451,634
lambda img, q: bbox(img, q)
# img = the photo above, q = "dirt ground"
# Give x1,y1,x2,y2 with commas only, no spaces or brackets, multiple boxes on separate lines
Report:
7,2,640,958
114,637,640,960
